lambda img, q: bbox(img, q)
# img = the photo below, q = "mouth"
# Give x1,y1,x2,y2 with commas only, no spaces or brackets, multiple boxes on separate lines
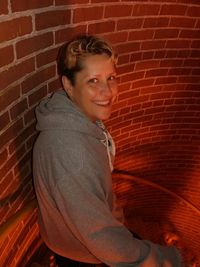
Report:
94,100,112,106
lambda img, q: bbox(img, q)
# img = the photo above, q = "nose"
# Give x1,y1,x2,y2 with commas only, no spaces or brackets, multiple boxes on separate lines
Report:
100,81,113,96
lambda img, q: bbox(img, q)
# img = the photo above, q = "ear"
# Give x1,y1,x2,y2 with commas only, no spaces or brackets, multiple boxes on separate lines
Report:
62,76,74,99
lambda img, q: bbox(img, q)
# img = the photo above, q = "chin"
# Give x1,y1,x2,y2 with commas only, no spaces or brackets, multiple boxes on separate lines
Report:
98,113,111,121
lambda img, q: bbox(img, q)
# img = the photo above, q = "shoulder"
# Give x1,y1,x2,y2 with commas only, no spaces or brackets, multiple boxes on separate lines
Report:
33,130,108,173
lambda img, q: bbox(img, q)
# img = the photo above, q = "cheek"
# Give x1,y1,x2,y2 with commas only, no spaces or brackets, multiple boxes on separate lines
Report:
86,86,99,98
112,84,118,95
75,88,97,105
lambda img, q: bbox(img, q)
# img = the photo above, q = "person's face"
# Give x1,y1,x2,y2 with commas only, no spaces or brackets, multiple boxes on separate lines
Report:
62,53,118,122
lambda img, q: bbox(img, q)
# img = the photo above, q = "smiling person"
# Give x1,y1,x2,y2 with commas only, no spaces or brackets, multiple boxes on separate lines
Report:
33,35,182,267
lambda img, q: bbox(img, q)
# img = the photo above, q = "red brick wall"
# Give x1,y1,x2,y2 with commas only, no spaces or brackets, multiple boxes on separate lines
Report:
0,0,199,265
106,1,200,260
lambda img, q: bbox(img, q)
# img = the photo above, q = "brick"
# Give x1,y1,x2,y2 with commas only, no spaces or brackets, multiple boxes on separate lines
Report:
168,68,191,76
0,112,10,131
187,6,200,17
48,78,62,93
10,98,28,121
0,118,23,149
135,60,160,71
91,0,116,2
115,42,140,54
56,0,89,4
118,89,140,101
117,63,135,75
179,29,200,39
190,50,200,58
26,131,38,150
103,32,128,44
0,172,13,200
188,104,200,112
142,51,154,60
0,58,35,92
73,6,103,23
166,40,190,49
9,123,35,154
183,58,200,67
145,106,166,116
118,136,137,147
121,71,144,83
160,59,183,67
22,65,56,94
155,77,177,85
36,47,58,68
154,51,166,59
0,85,20,113
24,106,36,125
11,0,53,12
145,69,168,78
143,17,169,28
160,4,187,15
178,0,200,3
169,17,196,28
0,0,8,15
0,149,8,167
0,45,14,68
129,30,154,41
162,84,184,92
88,21,115,35
35,10,71,31
105,5,132,18
178,76,200,84
196,19,200,29
185,84,199,91
132,113,152,124
166,50,178,58
117,54,130,65
191,40,200,48
55,25,87,44
28,85,47,107
16,32,53,59
0,16,32,42
0,145,26,178
115,83,128,95
141,40,166,50
14,151,31,179
119,107,131,116
192,69,200,75
154,29,179,39
112,120,132,132
117,18,143,31
132,78,154,89
140,86,162,95
132,4,160,16
130,52,143,62
14,223,38,262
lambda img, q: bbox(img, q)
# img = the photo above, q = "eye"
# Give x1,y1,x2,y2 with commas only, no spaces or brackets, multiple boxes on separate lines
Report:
108,75,117,81
88,78,98,84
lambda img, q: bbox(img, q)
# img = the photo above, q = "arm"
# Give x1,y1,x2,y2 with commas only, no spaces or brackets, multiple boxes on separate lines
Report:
49,136,182,267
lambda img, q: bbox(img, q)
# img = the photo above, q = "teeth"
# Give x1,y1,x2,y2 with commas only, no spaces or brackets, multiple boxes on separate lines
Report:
95,100,110,105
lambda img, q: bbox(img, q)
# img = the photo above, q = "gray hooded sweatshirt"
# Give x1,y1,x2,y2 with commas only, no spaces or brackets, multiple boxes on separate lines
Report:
33,90,182,267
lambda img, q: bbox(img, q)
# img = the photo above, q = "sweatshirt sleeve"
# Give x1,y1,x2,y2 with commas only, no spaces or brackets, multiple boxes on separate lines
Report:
48,135,182,267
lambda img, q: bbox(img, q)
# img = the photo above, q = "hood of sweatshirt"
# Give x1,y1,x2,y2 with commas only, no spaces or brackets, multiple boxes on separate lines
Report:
35,90,105,141
35,90,115,171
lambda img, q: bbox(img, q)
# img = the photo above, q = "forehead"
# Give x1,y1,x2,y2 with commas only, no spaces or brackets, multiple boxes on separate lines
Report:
80,54,116,74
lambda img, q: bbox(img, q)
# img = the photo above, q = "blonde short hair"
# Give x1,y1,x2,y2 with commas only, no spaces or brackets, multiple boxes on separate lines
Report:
57,34,117,85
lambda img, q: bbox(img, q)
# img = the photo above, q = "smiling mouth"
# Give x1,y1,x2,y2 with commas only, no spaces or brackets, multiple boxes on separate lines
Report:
94,100,111,106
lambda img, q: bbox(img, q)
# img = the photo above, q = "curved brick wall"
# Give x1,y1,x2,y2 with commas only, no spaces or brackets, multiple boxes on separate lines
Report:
0,0,199,265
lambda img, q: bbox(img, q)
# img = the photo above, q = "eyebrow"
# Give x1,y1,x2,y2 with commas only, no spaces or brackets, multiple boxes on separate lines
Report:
86,71,117,78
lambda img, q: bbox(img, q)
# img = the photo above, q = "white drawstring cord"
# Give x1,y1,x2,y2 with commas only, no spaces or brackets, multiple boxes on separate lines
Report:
102,131,114,171
96,121,116,172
